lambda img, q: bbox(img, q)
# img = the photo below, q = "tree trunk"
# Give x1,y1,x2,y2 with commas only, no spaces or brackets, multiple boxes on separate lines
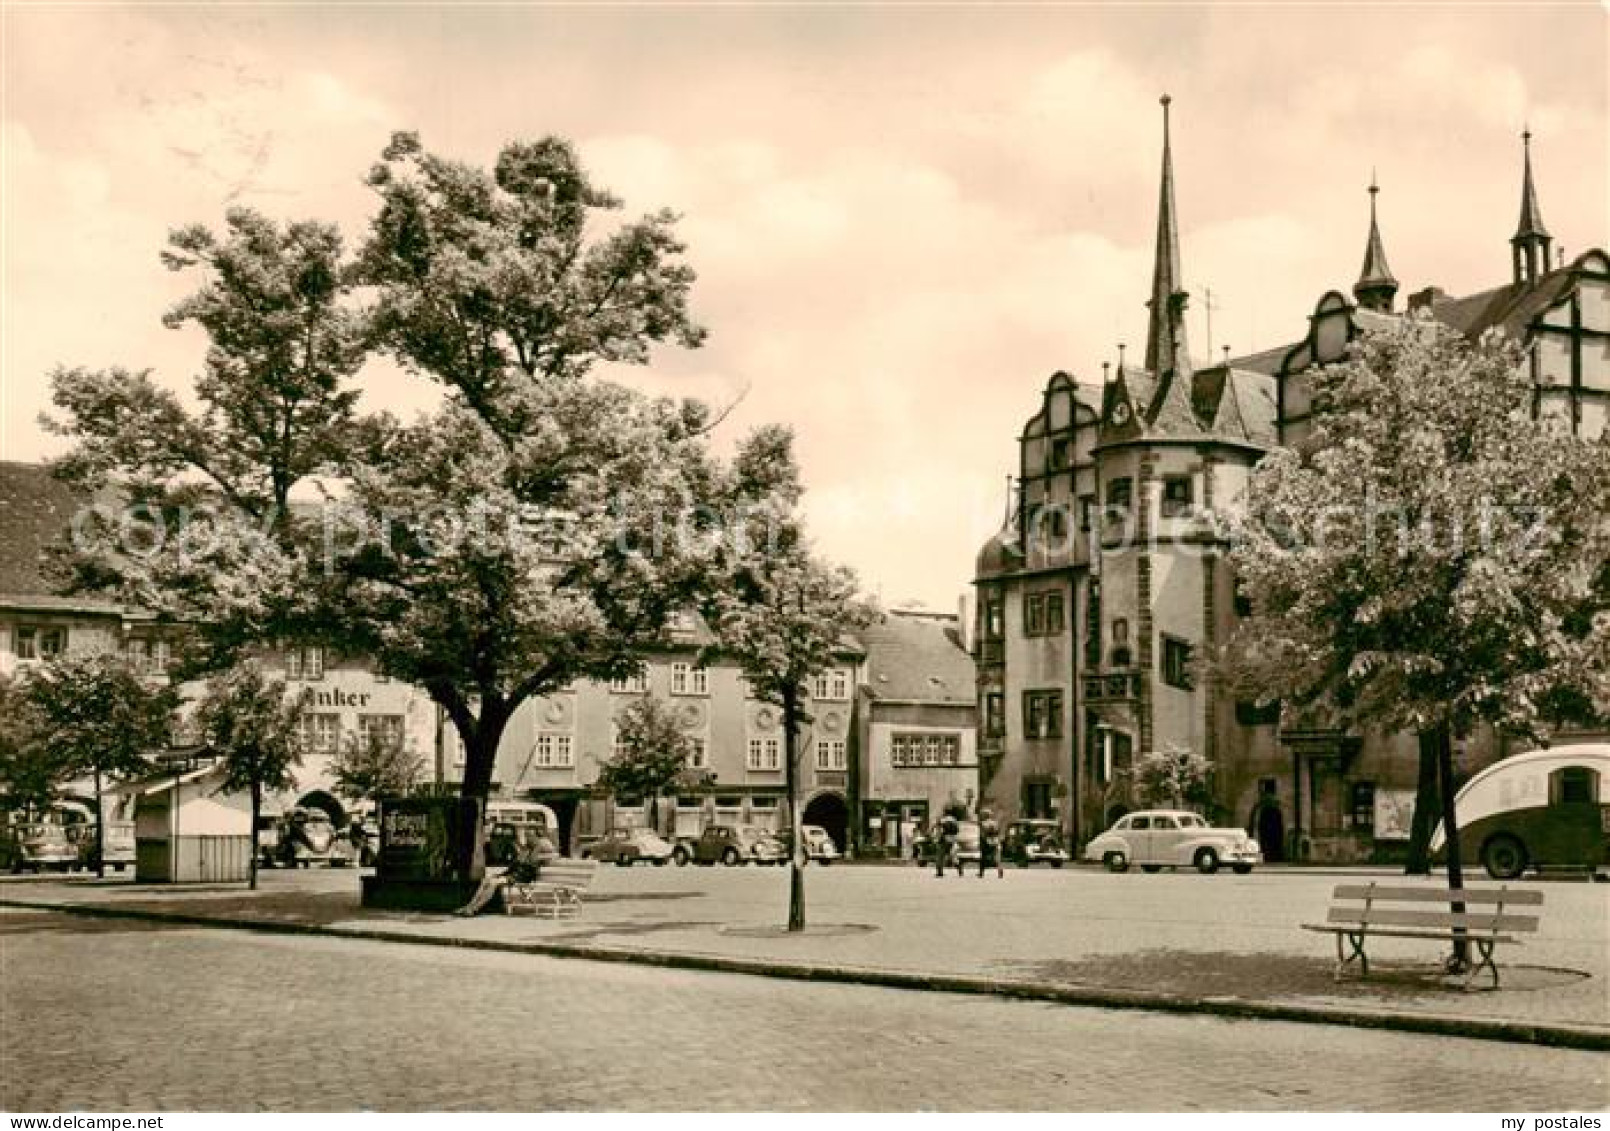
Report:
248,783,261,891
783,687,805,933
454,707,510,880
93,768,105,880
1433,723,1469,967
1404,728,1441,875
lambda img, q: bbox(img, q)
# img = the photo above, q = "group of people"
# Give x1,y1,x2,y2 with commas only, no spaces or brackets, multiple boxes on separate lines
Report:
930,809,1004,879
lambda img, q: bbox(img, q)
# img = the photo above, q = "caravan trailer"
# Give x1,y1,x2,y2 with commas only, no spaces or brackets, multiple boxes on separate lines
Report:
1431,745,1610,879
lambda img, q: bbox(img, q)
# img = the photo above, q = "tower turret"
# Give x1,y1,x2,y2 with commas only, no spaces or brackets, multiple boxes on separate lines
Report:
1511,129,1552,286
1353,174,1398,313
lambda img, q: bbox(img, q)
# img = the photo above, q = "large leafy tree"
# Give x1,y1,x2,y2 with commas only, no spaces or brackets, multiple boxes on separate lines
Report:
20,653,178,877
196,664,306,890
704,427,879,932
596,696,700,830
1134,744,1213,812
0,676,57,814
45,133,729,883
43,208,370,670
1227,319,1610,923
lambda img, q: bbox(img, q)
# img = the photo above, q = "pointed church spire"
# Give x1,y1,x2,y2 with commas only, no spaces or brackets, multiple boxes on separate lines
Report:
1353,172,1398,312
1511,128,1553,285
1145,94,1191,381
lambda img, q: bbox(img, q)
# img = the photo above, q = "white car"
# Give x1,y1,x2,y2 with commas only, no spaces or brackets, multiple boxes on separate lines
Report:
1083,809,1261,875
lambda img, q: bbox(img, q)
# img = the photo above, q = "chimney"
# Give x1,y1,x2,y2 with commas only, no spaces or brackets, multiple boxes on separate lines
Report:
955,592,972,654
1407,286,1447,313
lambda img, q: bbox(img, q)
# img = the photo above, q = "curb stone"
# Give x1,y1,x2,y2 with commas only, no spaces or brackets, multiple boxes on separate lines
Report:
4,895,1605,1053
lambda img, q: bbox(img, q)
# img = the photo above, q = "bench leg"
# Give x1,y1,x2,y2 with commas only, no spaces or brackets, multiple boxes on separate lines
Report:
1334,930,1368,980
1465,939,1500,991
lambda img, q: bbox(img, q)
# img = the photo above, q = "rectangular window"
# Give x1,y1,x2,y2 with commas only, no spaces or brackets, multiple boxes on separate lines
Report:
126,638,170,674
1023,691,1063,739
984,693,1005,738
1350,782,1376,831
14,627,36,661
749,795,777,811
671,662,708,696
535,733,574,768
815,740,847,771
687,737,708,770
812,668,850,700
608,672,649,694
984,600,1004,639
15,625,68,661
300,713,342,756
1105,477,1133,509
747,737,781,771
1050,437,1072,469
1079,495,1095,532
286,646,324,681
1161,476,1194,517
1161,636,1195,690
1233,591,1254,619
1023,594,1045,636
1044,593,1065,635
890,733,958,767
357,714,404,750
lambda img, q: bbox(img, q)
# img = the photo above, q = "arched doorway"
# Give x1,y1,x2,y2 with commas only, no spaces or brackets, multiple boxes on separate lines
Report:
296,790,347,826
802,791,848,853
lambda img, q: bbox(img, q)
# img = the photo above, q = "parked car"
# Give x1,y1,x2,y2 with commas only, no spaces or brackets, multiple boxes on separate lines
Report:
1431,744,1610,879
273,809,338,868
583,828,675,867
68,820,135,872
800,825,840,864
1083,809,1262,874
674,824,785,866
953,820,982,867
1003,819,1069,868
2,822,77,873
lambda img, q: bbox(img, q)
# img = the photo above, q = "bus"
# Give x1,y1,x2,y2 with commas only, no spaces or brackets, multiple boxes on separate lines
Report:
1432,745,1610,879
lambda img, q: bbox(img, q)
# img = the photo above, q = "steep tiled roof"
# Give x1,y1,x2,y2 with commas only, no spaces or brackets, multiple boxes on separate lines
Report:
0,461,108,604
1225,342,1292,377
857,611,975,705
1428,268,1575,341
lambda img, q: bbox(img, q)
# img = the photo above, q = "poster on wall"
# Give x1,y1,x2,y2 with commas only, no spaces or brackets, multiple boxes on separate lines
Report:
1373,790,1416,841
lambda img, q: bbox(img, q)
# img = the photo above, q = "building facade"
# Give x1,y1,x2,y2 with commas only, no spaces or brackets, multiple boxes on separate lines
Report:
855,607,979,858
975,104,1609,863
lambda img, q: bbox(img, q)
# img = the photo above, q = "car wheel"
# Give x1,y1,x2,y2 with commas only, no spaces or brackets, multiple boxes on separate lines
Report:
616,855,634,867
1232,864,1253,875
1104,852,1128,873
1141,864,1163,874
652,857,669,867
1482,834,1528,881
1195,848,1220,875
1051,860,1064,869
723,848,741,867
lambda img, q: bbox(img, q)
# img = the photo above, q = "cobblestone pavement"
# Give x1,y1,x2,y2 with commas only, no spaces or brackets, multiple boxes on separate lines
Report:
2,911,1606,1112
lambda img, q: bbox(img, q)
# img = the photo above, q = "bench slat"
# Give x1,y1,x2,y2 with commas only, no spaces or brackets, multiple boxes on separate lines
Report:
1303,924,1522,944
1325,907,1539,932
1330,884,1544,905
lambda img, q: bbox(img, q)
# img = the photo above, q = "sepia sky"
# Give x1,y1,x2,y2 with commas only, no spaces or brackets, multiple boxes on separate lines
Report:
3,4,1605,608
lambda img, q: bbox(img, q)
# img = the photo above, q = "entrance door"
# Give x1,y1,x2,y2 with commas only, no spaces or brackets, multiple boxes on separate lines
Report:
802,792,849,852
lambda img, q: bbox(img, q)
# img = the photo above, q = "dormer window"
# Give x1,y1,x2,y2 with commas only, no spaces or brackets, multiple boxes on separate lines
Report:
1161,476,1193,517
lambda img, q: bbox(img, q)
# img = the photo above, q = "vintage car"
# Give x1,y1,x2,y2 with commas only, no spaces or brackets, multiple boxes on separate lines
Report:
1431,744,1610,879
68,820,136,872
674,824,785,866
1083,809,1262,874
800,825,840,864
1003,819,1069,868
271,809,339,868
1,821,78,873
953,820,983,867
582,828,675,867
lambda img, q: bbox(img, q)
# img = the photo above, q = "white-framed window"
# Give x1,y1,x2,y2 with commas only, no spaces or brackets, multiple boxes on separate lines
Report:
13,625,67,662
357,714,405,750
535,733,574,768
687,737,708,769
285,646,324,681
812,668,850,700
608,671,649,694
815,740,847,771
746,737,781,771
125,637,170,674
671,662,708,696
300,713,342,756
890,732,959,768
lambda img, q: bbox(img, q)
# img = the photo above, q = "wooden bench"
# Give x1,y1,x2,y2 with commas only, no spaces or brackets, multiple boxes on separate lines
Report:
1303,882,1543,989
502,858,599,919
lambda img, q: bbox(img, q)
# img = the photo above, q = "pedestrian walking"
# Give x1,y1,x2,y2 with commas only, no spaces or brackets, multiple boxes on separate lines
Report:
935,812,961,877
978,810,1003,878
